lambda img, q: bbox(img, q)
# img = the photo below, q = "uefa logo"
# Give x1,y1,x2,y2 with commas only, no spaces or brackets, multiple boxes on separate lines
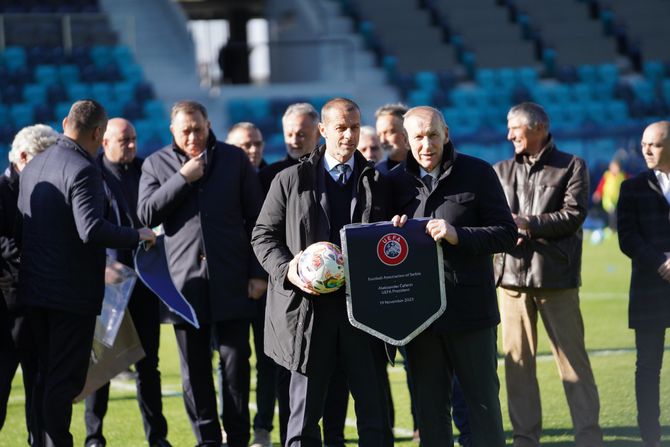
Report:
377,233,409,266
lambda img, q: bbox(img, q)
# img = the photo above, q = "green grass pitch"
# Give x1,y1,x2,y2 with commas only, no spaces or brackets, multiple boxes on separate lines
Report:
1,233,669,445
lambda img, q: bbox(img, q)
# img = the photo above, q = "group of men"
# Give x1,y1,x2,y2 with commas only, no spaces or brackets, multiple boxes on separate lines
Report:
0,94,668,447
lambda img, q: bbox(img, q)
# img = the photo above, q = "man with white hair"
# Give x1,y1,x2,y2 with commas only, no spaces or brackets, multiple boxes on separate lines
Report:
0,124,58,437
390,106,514,446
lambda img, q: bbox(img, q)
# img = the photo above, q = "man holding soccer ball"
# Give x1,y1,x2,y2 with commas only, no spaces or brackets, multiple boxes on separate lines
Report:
252,98,394,447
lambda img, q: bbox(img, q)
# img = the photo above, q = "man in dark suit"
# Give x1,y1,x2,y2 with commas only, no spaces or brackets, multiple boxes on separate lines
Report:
225,121,273,447
389,106,515,446
83,118,170,447
258,103,320,193
17,100,156,447
618,121,670,447
375,103,410,174
252,98,393,447
0,124,58,439
138,101,265,447
256,103,350,447
226,122,267,171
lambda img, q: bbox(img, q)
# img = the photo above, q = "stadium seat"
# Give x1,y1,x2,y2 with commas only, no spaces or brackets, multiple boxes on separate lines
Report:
58,64,80,84
9,103,35,128
34,64,59,86
23,83,48,105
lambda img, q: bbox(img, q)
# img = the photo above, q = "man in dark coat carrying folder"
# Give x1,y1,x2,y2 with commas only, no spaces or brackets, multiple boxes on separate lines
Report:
18,100,155,447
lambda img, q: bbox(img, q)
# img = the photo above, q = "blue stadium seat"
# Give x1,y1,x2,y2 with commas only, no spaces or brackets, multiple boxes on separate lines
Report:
90,82,114,105
0,105,9,125
23,83,48,105
629,78,656,105
585,102,607,124
570,83,593,104
407,89,433,107
518,67,538,87
643,61,664,84
90,45,112,69
119,64,144,84
475,69,496,89
34,64,59,86
10,103,35,128
498,68,517,89
66,83,90,102
58,64,80,84
415,71,439,93
662,79,670,104
597,63,619,85
247,98,271,120
55,102,72,121
578,64,598,85
2,46,27,72
111,45,134,65
143,100,165,120
113,82,136,106
34,103,54,123
605,100,629,124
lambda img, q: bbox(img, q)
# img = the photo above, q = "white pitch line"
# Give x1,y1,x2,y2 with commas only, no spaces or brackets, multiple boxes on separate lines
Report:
110,381,416,437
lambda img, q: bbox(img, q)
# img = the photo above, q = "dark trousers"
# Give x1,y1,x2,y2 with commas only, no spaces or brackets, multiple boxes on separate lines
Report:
84,285,167,445
635,328,666,446
252,298,277,432
174,323,222,447
277,364,349,447
452,376,472,447
405,326,505,447
214,319,252,447
0,306,38,440
28,307,97,447
286,296,393,447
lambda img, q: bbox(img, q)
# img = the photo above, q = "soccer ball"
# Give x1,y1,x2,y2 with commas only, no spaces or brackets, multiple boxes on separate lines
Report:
298,242,345,294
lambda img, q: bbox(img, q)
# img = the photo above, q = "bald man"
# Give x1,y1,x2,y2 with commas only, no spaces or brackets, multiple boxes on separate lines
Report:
390,106,515,446
618,121,670,447
84,118,171,447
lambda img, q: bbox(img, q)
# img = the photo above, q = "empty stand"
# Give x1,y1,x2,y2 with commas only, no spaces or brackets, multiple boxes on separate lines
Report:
349,0,459,74
513,0,620,66
434,0,536,68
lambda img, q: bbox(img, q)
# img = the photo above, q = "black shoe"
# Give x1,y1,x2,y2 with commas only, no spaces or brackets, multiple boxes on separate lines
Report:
150,439,172,447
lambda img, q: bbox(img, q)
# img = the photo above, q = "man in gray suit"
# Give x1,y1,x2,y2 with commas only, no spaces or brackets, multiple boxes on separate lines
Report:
18,99,155,447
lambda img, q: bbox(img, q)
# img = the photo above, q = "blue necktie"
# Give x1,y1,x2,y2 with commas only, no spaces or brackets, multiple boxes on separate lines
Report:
334,164,350,185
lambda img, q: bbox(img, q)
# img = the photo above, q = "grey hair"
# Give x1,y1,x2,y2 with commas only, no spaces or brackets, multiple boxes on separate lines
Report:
375,103,409,120
282,103,319,126
507,102,550,130
359,125,377,138
228,121,260,134
9,124,58,164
